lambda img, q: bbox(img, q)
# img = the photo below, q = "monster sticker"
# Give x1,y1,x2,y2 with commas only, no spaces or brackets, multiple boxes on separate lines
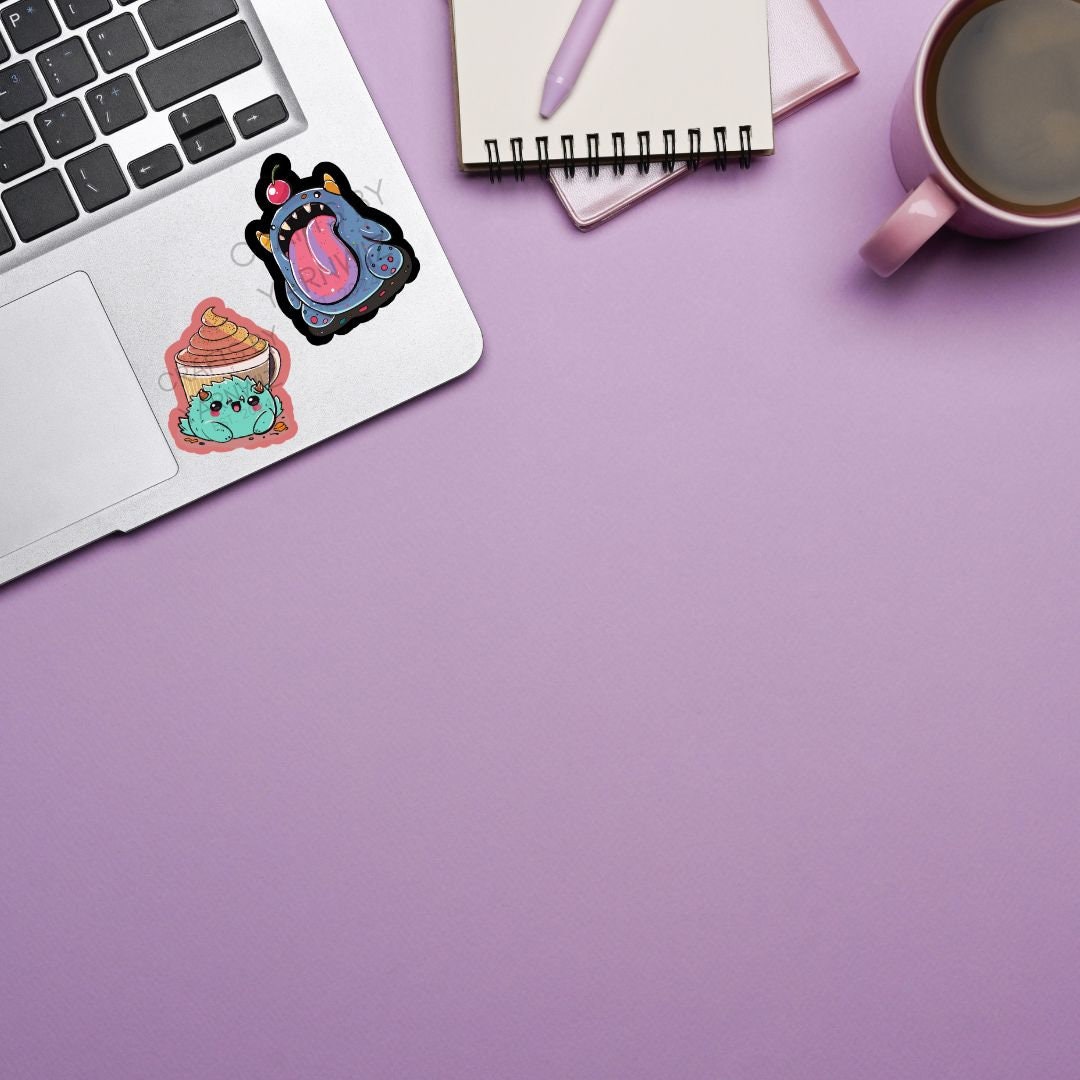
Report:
246,155,419,344
166,301,296,454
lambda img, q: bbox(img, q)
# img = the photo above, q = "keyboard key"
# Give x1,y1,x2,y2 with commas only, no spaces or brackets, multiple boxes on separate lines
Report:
139,0,237,50
168,92,222,139
0,60,44,120
137,22,260,111
128,142,180,188
2,168,78,240
167,94,233,163
86,73,144,133
0,120,43,181
35,98,94,158
1,1,60,53
0,210,12,253
89,12,146,74
235,94,287,139
66,143,127,210
58,0,112,30
37,37,97,96
180,118,232,164
0,28,8,64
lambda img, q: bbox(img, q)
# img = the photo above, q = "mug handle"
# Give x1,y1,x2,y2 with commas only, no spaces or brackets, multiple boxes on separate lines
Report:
268,346,280,386
860,177,959,277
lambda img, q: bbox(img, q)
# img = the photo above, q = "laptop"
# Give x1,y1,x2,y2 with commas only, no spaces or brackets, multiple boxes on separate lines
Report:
0,0,482,586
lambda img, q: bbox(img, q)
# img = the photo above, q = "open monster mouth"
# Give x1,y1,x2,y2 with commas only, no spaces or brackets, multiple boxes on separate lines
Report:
278,203,360,305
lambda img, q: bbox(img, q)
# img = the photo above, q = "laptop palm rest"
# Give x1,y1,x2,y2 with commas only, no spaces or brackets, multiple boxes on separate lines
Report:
0,273,177,558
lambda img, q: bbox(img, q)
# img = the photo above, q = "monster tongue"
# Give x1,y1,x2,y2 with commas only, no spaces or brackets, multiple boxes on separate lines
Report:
288,214,360,305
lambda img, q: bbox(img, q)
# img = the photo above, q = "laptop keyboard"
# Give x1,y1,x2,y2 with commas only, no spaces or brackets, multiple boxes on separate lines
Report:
0,0,293,263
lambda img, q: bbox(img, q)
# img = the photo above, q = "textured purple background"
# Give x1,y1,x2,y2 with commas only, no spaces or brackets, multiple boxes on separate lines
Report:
3,1,1080,1077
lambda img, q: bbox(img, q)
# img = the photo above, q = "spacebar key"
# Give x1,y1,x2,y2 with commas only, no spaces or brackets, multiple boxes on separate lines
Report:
137,22,262,112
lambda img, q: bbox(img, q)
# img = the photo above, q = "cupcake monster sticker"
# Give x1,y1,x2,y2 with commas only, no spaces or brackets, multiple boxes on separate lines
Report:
166,301,296,454
246,155,419,344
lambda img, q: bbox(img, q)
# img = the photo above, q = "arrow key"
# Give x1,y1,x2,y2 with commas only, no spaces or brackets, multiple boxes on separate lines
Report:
234,94,287,140
180,116,233,164
168,94,223,139
127,143,180,189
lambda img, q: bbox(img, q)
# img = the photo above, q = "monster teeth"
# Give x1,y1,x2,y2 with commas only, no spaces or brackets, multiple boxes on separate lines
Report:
281,222,291,232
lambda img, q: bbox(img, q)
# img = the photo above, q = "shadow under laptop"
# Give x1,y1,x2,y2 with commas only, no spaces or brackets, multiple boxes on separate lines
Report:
1,355,484,597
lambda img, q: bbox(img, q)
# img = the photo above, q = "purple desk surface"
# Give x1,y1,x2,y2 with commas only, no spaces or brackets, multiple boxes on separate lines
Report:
3,2,1080,1078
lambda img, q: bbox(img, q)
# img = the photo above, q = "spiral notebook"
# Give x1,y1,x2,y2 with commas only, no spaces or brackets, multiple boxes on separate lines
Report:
449,0,775,177
550,0,857,227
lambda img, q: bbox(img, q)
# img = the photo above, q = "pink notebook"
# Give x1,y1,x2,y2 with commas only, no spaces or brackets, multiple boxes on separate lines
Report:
550,0,858,229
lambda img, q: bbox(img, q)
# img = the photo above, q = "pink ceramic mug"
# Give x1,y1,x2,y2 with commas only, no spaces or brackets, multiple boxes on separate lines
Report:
860,0,1080,277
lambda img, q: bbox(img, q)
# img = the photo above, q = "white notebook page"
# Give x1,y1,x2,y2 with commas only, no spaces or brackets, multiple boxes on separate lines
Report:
450,0,774,169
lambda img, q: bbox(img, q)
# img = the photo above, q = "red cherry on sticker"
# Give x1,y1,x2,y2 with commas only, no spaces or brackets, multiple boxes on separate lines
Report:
267,180,291,206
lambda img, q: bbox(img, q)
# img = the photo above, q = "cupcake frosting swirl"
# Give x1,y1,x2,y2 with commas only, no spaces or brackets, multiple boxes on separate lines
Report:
177,306,270,367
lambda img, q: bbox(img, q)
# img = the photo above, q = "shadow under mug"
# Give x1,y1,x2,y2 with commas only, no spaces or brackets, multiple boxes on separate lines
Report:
860,0,1080,277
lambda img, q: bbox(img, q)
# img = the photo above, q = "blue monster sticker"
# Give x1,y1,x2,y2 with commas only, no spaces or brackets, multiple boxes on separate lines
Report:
246,155,419,345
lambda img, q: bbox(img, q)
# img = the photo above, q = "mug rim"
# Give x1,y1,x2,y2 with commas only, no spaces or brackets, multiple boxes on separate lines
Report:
914,0,1080,230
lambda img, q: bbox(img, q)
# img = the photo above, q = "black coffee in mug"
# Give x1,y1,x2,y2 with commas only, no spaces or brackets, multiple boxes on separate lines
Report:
926,0,1080,216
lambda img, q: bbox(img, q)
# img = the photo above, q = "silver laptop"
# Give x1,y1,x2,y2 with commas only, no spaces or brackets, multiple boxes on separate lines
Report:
0,0,482,585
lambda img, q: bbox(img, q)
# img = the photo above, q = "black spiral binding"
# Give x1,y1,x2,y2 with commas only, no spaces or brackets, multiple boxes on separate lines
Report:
662,130,677,174
587,133,601,178
738,126,753,170
484,139,501,183
637,131,651,175
687,128,702,172
536,136,551,176
511,137,525,182
714,127,729,172
482,127,755,182
612,132,626,176
561,135,576,178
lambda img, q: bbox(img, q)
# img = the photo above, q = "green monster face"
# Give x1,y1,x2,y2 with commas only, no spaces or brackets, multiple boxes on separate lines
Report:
179,376,283,444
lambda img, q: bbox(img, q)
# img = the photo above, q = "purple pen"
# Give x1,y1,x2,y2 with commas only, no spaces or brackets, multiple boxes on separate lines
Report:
540,0,618,119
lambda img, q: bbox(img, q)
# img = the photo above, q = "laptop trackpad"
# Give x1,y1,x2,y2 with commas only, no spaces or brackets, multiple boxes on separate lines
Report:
0,273,177,557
